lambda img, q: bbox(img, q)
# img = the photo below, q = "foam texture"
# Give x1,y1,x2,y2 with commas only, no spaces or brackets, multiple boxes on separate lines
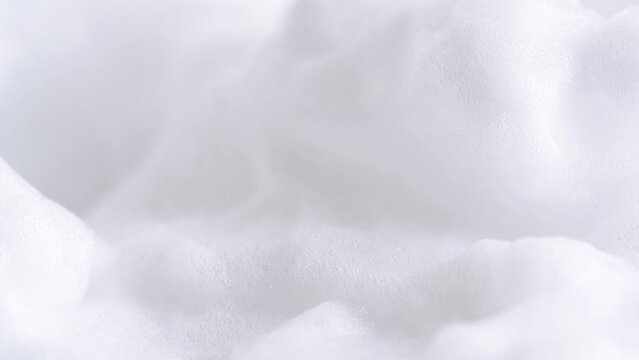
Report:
2,0,639,358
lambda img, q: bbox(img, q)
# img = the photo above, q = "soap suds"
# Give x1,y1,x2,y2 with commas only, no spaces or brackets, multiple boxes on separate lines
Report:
2,0,639,358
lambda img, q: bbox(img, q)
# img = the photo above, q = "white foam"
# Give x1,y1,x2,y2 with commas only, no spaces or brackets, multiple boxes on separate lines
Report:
0,159,95,355
2,0,639,358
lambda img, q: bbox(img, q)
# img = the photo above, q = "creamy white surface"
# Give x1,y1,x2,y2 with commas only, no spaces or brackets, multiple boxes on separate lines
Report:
1,0,639,359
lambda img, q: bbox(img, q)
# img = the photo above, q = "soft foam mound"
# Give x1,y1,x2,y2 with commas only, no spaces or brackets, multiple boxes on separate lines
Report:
0,160,95,357
231,238,639,360
2,0,639,358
